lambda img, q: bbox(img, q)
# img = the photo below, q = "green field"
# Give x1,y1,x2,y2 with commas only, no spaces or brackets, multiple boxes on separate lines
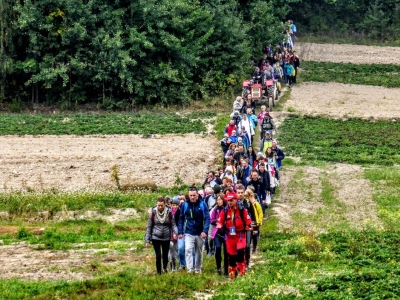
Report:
0,112,216,135
301,62,400,88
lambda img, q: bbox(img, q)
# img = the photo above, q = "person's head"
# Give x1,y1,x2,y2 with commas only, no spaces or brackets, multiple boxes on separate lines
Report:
246,108,253,115
232,130,237,136
178,193,186,203
156,196,166,212
264,111,270,117
236,96,243,102
260,105,266,112
226,178,233,187
238,145,244,153
248,145,253,153
224,192,238,208
229,119,235,126
188,186,199,203
244,189,255,201
266,60,270,65
229,143,236,150
266,147,273,157
255,67,260,72
205,186,214,195
275,61,280,67
207,171,215,179
236,184,245,200
242,113,247,120
259,162,266,172
218,166,224,175
222,177,228,186
242,159,249,168
165,196,172,207
250,169,259,180
224,133,229,139
272,140,277,149
264,131,271,139
247,94,252,100
216,193,227,207
171,196,180,209
238,137,242,144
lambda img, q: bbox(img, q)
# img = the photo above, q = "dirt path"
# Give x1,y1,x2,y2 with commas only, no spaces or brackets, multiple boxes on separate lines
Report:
296,42,400,65
0,134,220,192
283,82,400,119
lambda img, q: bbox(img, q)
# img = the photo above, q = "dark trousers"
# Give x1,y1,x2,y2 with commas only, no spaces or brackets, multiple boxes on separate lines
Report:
214,234,228,275
287,75,293,86
152,239,170,274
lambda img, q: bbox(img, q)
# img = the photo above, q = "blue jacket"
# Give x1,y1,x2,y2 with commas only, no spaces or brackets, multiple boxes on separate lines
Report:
178,199,210,236
273,146,285,169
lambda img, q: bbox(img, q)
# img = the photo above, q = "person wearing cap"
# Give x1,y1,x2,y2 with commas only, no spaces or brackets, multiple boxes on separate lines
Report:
261,111,277,138
260,131,273,153
230,110,242,126
178,187,210,274
230,130,238,144
216,192,251,278
220,166,237,186
233,96,243,114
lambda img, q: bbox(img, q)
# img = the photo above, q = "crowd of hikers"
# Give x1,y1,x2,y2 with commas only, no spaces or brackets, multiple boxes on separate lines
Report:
144,24,299,279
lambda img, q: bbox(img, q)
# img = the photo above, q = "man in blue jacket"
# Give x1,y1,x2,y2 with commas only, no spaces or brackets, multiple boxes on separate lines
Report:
272,140,285,180
178,187,210,274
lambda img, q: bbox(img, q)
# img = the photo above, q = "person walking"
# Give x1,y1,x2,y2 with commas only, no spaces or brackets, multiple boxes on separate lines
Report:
145,196,178,274
178,187,210,274
216,192,251,279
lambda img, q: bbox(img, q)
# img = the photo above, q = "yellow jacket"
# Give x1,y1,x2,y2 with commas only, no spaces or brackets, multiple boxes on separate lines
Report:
251,200,263,226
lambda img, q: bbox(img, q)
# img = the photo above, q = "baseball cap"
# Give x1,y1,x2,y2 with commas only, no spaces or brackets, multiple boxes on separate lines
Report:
224,192,238,201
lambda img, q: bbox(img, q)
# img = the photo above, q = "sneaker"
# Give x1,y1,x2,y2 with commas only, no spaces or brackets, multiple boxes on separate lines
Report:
207,252,214,258
178,265,186,271
195,270,202,274
163,268,168,273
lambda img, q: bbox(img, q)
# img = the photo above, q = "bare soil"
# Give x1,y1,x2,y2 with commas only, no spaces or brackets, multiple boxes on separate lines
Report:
296,42,400,65
0,241,147,281
284,82,400,119
0,134,220,192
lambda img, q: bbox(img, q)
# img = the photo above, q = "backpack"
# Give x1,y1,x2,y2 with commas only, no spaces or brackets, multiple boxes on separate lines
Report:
182,200,208,231
223,203,247,231
262,118,272,130
145,207,173,242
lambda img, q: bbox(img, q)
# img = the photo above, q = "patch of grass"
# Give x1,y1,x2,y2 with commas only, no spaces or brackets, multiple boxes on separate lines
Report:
279,115,400,165
302,61,400,87
365,166,400,229
0,112,215,135
214,113,231,140
299,33,400,47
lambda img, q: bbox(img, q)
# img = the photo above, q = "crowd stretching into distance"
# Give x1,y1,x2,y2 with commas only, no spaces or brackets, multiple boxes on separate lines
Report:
144,21,299,279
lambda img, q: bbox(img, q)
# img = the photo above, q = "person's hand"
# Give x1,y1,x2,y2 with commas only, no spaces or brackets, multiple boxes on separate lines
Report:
146,243,150,248
200,232,207,239
178,234,183,239
173,234,177,240
262,200,266,204
216,223,222,229
253,231,258,235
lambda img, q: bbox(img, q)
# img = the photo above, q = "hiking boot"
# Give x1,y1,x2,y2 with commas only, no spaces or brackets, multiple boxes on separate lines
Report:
252,248,256,254
178,265,186,271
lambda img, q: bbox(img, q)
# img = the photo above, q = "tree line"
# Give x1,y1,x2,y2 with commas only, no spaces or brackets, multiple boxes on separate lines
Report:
288,0,400,43
0,0,295,110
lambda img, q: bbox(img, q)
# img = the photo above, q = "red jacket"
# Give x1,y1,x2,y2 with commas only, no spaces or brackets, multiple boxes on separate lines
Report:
217,206,252,235
225,124,237,137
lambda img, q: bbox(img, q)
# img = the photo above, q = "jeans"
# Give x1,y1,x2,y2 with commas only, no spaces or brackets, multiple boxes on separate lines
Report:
178,237,186,267
152,239,170,274
184,234,204,273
